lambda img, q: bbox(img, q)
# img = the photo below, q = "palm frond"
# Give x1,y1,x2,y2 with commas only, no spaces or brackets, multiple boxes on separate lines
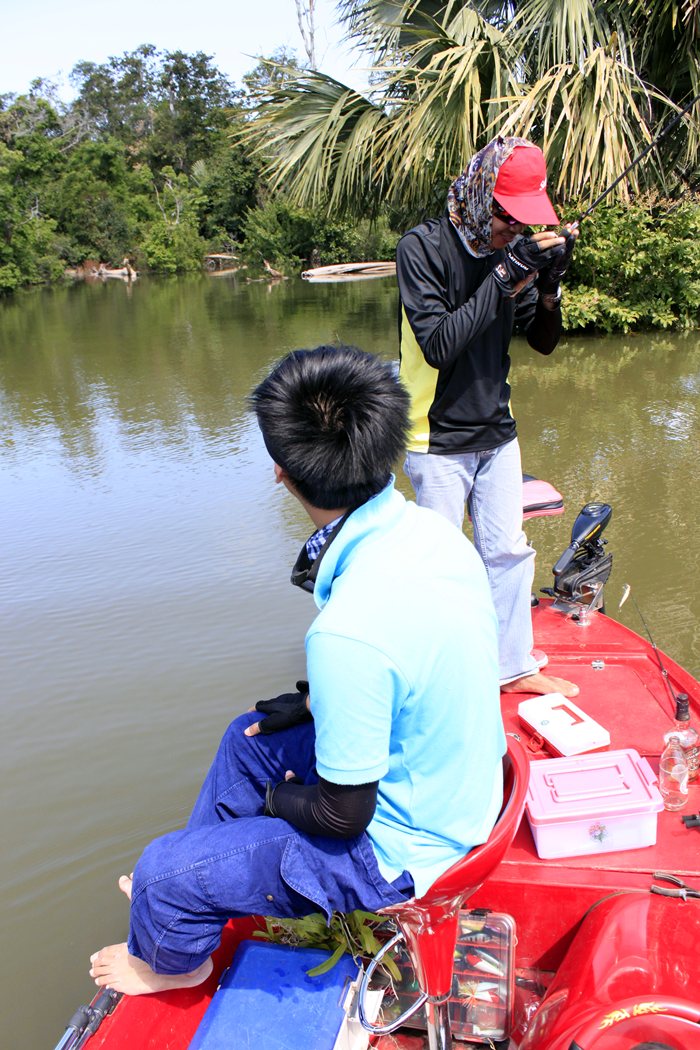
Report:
377,17,520,204
510,0,610,67
351,6,522,210
240,68,392,213
242,1,700,217
627,0,700,171
496,49,673,202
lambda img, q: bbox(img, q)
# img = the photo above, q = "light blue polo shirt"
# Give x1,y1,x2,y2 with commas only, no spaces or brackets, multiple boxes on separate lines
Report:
306,481,506,896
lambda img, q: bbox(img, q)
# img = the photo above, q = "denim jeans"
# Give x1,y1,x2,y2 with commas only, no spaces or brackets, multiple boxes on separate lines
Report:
404,438,538,683
127,712,413,974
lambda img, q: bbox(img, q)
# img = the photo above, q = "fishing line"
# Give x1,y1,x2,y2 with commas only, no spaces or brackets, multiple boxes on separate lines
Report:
619,583,679,707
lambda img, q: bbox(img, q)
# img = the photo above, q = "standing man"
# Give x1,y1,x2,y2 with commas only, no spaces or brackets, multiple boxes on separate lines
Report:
89,344,506,996
397,135,579,697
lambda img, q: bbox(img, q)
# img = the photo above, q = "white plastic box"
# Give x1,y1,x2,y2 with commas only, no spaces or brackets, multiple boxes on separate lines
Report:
518,693,610,757
525,748,664,859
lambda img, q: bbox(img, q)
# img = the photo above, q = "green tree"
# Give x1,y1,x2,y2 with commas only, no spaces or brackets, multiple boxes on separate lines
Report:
46,138,144,264
141,166,207,272
69,45,160,147
147,51,238,173
240,196,397,274
564,198,700,332
240,0,700,221
0,142,64,292
69,46,238,174
192,134,261,244
0,47,256,286
241,48,303,102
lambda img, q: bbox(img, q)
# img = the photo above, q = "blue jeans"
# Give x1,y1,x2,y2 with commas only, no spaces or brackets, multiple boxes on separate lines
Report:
404,438,537,683
127,712,413,974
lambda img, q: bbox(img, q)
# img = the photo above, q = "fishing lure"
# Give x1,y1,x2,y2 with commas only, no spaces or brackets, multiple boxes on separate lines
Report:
456,979,501,1005
464,947,504,976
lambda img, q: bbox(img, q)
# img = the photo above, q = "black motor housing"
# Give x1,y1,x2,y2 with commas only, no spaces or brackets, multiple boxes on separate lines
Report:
549,501,613,604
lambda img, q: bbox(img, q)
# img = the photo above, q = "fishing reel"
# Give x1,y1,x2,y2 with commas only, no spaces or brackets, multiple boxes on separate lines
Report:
542,501,613,619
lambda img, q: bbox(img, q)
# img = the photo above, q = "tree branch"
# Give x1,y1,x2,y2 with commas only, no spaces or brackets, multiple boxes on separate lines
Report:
294,0,317,69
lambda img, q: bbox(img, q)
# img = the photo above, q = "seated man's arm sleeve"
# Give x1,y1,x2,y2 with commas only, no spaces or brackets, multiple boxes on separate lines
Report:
268,778,379,838
397,230,503,369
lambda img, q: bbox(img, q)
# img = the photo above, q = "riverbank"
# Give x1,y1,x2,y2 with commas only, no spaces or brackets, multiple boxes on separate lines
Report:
4,197,699,334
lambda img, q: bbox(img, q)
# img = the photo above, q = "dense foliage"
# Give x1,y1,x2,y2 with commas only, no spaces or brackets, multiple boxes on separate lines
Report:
0,46,388,293
562,197,700,332
0,49,245,287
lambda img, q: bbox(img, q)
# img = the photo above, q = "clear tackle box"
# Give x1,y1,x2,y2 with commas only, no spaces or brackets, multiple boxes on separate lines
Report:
383,908,516,1044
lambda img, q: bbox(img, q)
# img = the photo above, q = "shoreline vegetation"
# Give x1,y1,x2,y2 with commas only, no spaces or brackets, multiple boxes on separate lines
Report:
2,14,699,333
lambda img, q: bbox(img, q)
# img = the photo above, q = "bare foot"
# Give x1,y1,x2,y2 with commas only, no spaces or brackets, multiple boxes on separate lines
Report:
501,672,579,698
118,874,134,901
89,942,213,995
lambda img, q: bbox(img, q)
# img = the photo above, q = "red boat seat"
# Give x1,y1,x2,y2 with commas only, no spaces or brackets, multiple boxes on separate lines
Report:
358,736,530,1049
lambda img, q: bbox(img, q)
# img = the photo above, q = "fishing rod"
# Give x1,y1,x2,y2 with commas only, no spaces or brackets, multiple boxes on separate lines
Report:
54,987,122,1050
576,90,700,223
618,583,681,708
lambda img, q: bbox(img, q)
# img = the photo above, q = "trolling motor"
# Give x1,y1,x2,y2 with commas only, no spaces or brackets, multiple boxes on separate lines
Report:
542,501,613,619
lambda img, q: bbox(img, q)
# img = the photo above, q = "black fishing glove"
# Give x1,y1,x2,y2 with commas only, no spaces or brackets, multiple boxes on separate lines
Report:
492,235,564,297
253,681,311,734
537,229,576,295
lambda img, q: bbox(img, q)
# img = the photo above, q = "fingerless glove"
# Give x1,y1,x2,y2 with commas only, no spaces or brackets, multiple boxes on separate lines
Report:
492,236,563,297
254,681,311,734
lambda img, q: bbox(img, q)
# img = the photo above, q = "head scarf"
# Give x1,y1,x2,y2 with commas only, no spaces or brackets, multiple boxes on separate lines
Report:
447,135,532,257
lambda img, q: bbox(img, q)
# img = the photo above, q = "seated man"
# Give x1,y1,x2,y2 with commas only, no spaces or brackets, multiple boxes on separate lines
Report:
90,344,507,995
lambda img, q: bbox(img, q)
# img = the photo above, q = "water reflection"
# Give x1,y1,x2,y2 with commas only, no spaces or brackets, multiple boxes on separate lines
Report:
0,275,699,1044
1,277,398,457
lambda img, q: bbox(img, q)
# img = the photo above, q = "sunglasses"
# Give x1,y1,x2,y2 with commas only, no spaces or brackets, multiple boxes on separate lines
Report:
491,199,521,226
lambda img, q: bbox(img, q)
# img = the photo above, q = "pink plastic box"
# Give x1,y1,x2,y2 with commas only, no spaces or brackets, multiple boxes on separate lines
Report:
525,748,664,859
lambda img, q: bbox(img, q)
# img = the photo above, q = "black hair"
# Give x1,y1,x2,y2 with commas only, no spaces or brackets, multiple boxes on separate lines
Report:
250,344,410,510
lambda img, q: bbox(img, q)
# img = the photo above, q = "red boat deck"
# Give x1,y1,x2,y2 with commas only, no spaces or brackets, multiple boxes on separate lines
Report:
474,599,700,970
86,600,700,1050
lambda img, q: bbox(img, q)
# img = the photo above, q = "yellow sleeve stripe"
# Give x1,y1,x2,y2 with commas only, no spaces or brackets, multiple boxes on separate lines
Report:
398,306,439,453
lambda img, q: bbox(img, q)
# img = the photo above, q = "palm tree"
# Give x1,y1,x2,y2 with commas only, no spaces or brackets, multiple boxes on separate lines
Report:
241,0,700,221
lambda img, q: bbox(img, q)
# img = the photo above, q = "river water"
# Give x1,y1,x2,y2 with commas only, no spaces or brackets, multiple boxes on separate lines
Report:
1,275,699,1046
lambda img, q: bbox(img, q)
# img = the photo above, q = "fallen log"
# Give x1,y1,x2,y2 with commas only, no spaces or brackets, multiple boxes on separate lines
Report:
301,261,396,281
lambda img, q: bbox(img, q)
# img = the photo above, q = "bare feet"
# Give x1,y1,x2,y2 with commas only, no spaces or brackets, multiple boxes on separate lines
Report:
501,672,579,698
118,874,133,901
88,874,213,995
89,942,213,995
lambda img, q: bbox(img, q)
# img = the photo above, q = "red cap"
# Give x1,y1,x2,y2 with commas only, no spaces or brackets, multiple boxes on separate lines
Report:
493,145,559,225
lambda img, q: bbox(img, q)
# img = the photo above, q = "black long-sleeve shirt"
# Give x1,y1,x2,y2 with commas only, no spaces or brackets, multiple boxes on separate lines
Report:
396,214,562,455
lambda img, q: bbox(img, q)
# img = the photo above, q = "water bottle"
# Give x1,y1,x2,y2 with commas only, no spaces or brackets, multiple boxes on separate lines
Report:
663,694,699,781
658,735,689,811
